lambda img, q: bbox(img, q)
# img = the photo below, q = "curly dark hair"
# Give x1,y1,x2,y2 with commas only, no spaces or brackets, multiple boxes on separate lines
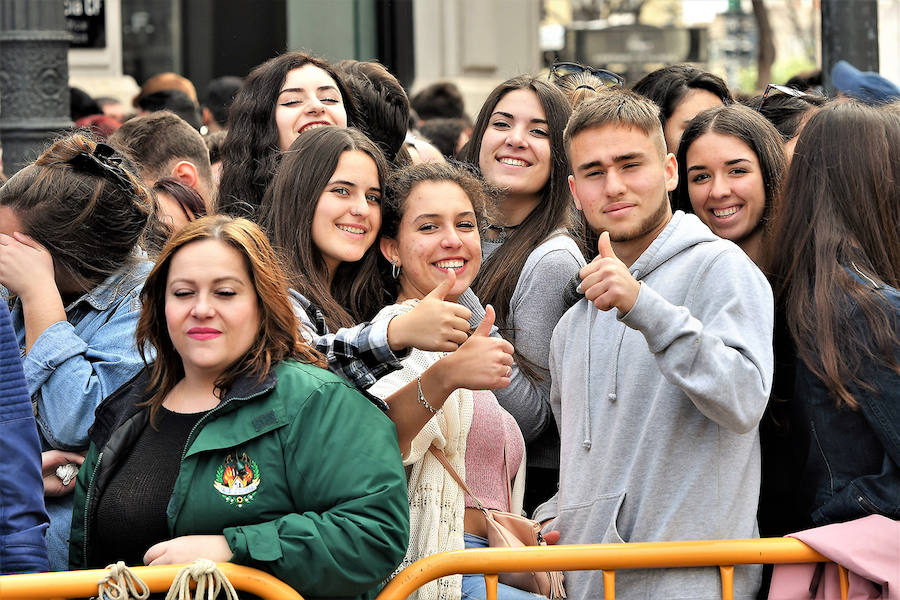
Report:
217,52,358,219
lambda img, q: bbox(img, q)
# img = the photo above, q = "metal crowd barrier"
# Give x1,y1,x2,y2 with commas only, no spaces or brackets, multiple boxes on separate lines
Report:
0,562,304,600
376,537,849,600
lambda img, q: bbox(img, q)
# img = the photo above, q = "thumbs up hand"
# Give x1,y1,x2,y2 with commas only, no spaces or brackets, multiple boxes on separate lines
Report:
387,269,474,352
435,304,515,391
578,232,641,313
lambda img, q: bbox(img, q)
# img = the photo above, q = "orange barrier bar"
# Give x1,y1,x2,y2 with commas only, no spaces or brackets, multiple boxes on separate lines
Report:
719,565,734,600
376,537,838,600
0,563,303,600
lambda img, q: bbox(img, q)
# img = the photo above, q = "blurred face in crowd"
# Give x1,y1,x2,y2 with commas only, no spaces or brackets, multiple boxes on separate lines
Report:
663,89,724,154
478,89,551,202
274,64,348,151
156,191,192,234
310,150,381,280
380,180,481,302
685,132,766,244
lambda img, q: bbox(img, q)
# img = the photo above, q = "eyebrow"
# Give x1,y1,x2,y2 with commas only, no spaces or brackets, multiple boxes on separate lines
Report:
169,276,245,286
687,158,752,172
277,85,338,97
577,152,644,171
413,211,476,221
490,110,548,125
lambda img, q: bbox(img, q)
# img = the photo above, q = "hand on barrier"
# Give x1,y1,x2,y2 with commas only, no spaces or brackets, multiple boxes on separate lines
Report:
144,535,233,566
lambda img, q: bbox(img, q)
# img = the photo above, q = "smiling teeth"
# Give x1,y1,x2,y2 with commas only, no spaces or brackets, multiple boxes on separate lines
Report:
499,158,528,167
713,206,739,218
337,225,365,234
436,259,464,269
302,123,328,132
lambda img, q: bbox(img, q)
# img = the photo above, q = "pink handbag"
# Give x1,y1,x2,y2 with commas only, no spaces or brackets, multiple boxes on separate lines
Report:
429,447,567,598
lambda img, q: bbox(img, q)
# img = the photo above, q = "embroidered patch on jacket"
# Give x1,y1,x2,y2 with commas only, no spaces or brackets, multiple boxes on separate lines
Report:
213,452,260,506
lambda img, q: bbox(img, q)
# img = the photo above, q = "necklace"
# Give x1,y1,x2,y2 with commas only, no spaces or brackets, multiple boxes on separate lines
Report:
485,222,521,241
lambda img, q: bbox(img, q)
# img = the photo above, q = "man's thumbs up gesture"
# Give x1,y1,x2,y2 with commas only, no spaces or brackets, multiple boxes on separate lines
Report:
578,231,641,314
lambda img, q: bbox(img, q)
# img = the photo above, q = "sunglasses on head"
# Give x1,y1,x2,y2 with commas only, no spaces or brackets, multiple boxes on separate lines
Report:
757,83,807,112
549,62,625,89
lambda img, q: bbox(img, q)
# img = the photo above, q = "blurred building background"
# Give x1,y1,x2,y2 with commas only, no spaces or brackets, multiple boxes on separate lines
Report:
1,0,898,150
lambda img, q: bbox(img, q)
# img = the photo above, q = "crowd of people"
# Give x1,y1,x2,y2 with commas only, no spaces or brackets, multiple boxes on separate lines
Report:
0,51,898,600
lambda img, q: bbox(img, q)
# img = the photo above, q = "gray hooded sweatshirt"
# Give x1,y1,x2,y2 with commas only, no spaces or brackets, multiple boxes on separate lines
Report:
534,212,774,600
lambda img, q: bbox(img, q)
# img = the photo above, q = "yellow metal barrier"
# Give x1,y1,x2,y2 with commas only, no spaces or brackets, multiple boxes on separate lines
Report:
0,563,303,600
376,537,850,600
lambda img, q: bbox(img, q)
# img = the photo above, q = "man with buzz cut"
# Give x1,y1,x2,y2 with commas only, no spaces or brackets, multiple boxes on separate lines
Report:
533,89,774,599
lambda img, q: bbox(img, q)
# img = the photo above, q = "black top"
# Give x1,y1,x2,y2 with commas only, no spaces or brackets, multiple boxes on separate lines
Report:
91,406,207,567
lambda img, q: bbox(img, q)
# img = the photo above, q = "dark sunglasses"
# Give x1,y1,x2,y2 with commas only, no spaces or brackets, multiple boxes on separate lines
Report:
757,83,807,112
549,62,624,89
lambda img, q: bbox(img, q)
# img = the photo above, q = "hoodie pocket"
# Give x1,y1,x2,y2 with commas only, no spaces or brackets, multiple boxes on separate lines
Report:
558,491,627,544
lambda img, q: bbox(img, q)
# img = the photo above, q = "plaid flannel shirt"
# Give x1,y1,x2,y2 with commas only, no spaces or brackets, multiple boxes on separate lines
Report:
289,290,406,410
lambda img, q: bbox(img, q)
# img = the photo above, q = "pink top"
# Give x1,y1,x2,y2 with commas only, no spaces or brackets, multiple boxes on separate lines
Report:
464,390,526,511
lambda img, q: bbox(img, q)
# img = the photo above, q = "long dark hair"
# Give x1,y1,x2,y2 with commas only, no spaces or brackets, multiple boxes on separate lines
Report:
0,133,152,293
137,215,326,425
463,76,582,338
765,102,900,409
217,52,358,219
631,64,732,131
259,126,389,330
673,104,785,234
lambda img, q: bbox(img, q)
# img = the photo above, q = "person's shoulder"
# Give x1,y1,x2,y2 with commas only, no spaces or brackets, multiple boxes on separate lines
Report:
522,233,586,274
275,360,376,405
531,231,584,258
276,359,352,387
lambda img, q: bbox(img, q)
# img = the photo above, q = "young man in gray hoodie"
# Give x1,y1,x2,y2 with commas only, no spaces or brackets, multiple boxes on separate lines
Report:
533,90,774,599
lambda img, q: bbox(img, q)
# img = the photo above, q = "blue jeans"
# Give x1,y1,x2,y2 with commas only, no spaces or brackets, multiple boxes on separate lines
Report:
460,533,546,600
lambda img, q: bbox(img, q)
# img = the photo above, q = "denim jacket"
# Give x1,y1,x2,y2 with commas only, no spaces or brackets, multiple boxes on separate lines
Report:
795,272,900,526
4,255,152,569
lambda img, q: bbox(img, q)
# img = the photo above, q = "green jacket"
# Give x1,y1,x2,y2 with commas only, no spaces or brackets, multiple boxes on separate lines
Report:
69,360,409,599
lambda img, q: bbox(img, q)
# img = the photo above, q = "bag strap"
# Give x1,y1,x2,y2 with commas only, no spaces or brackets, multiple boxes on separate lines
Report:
502,444,513,513
428,446,487,511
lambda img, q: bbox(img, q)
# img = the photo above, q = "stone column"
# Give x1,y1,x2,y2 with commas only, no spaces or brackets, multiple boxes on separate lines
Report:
0,0,72,177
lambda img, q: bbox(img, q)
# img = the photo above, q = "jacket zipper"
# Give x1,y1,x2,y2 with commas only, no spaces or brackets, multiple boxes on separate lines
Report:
83,384,274,563
82,451,104,565
179,387,272,462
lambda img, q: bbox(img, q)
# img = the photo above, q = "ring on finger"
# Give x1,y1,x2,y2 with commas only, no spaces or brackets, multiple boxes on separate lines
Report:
506,367,512,377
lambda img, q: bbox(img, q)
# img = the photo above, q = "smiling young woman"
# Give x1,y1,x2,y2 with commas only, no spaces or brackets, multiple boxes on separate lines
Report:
371,162,536,600
217,52,357,219
464,76,586,514
672,104,786,265
68,216,410,599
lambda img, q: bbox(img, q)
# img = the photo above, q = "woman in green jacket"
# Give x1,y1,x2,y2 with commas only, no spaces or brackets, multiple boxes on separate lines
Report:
69,216,409,599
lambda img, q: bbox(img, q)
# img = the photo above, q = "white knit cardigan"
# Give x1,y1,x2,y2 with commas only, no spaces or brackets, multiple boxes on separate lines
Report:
369,300,473,600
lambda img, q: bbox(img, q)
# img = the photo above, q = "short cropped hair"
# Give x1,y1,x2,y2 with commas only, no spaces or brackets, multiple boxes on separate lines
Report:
108,111,213,189
564,89,666,159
